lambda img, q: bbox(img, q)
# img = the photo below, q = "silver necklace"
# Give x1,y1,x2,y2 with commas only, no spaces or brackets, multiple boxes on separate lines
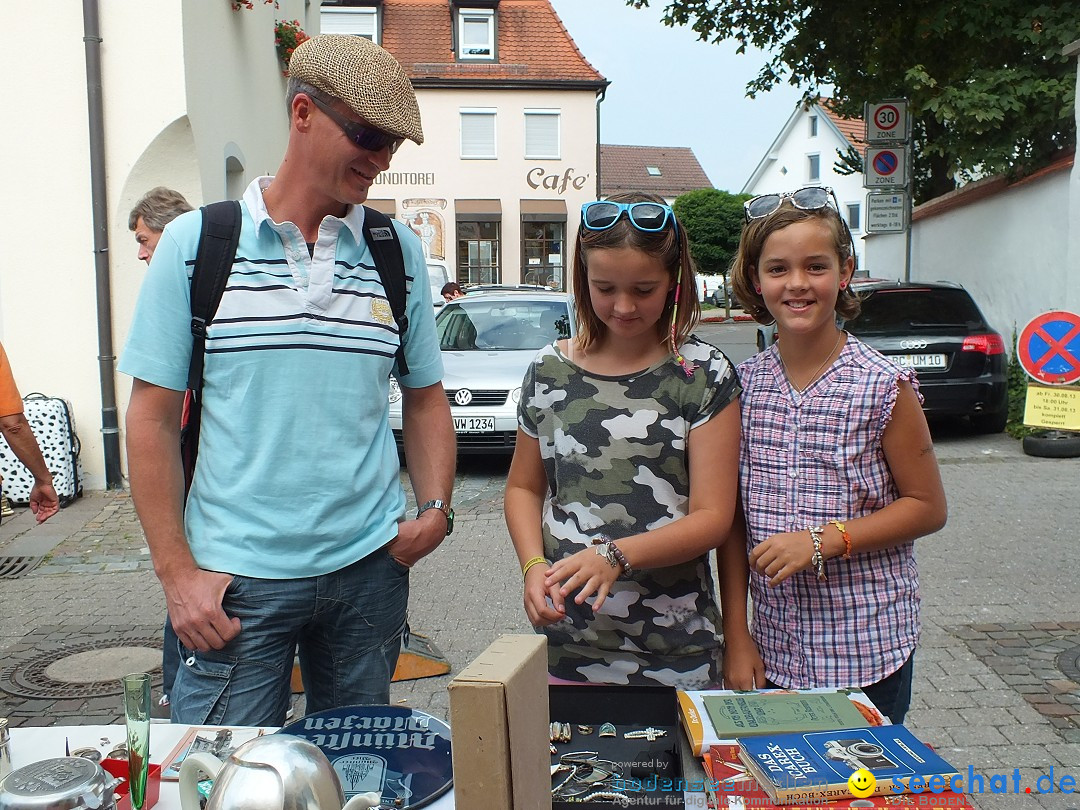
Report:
778,330,844,393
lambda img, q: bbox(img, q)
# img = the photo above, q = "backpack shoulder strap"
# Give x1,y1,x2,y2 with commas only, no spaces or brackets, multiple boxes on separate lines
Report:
361,206,410,375
187,200,242,391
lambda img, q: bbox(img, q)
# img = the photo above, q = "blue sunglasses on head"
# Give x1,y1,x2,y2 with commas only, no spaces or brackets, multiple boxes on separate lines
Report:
581,201,678,236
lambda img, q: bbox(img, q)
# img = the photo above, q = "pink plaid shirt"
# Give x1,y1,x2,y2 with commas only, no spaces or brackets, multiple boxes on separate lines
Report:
737,337,921,688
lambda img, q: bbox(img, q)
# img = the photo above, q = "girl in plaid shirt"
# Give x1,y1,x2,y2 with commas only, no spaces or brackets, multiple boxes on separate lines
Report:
725,187,948,723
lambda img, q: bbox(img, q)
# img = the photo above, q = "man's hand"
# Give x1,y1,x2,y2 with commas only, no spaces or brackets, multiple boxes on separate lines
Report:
388,509,447,568
164,568,242,652
28,478,59,523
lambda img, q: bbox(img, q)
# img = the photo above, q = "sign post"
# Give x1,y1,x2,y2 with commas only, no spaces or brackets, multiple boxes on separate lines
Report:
863,98,912,278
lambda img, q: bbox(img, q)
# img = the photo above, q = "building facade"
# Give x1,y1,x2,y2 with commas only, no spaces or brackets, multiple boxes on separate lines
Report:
326,0,608,290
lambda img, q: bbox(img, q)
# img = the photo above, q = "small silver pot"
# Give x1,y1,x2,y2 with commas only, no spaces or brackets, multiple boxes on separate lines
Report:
0,757,122,810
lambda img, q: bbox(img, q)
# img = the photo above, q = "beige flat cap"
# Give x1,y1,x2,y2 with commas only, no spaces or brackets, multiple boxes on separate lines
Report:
289,34,424,145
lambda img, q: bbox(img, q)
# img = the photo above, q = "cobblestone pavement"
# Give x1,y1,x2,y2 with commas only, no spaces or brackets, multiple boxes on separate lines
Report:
1,428,1078,808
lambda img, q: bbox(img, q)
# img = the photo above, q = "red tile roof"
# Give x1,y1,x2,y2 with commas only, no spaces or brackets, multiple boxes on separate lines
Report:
381,0,607,88
819,98,864,146
600,145,713,198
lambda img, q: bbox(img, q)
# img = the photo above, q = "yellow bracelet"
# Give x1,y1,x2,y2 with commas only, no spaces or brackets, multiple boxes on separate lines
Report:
521,555,548,581
828,519,852,559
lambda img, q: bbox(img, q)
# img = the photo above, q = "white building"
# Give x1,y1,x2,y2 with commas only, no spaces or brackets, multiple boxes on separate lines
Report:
742,100,867,272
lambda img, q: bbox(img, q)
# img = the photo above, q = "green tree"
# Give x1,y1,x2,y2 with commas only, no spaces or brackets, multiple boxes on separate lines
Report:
672,188,750,277
629,1,1079,202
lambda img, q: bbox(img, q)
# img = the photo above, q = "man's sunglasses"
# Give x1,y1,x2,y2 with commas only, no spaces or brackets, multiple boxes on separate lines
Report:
308,94,404,155
581,201,678,235
744,185,840,221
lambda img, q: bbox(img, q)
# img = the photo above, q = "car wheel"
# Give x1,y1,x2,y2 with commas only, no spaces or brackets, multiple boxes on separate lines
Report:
1022,431,1080,458
970,408,1007,434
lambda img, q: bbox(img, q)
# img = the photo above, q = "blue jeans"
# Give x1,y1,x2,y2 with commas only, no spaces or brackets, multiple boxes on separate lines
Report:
171,546,409,727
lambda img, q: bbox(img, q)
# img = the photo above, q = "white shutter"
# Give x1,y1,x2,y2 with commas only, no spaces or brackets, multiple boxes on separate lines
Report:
525,112,560,159
461,112,496,158
320,7,378,42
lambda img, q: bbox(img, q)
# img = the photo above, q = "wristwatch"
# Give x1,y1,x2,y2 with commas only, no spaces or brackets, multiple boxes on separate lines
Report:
416,499,454,536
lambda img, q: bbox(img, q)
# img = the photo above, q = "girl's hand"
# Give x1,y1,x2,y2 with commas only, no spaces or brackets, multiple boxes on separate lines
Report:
546,546,621,612
722,631,766,690
523,563,566,627
749,530,814,586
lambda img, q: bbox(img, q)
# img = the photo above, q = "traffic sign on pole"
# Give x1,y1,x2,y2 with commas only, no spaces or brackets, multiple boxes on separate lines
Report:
865,191,908,234
1017,311,1080,385
864,99,909,143
863,146,909,189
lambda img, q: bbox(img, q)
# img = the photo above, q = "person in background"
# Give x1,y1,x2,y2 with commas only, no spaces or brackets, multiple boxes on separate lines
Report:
129,187,193,264
440,282,464,302
727,186,947,722
505,192,755,689
0,342,59,525
121,35,454,726
128,185,195,718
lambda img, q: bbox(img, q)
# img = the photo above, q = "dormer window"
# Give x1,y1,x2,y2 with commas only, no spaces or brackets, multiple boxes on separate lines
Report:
457,7,495,60
321,1,380,44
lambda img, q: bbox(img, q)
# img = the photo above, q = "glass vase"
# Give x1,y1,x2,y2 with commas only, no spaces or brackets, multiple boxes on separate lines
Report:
122,672,152,810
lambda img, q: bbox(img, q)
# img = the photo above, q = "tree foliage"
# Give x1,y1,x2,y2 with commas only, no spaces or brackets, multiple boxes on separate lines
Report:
629,1,1079,202
672,188,750,276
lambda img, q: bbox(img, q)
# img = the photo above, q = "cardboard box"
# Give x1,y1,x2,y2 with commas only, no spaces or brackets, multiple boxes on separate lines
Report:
449,634,550,809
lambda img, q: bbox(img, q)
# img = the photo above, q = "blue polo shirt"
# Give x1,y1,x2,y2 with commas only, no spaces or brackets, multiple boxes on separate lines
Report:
119,178,442,578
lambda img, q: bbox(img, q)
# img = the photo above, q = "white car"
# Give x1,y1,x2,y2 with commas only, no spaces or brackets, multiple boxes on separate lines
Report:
426,259,451,307
389,290,574,454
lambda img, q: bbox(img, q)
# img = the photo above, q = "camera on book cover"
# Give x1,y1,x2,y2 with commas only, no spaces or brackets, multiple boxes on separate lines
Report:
823,739,897,772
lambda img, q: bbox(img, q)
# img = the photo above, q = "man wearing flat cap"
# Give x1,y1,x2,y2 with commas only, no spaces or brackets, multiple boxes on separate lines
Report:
121,35,455,726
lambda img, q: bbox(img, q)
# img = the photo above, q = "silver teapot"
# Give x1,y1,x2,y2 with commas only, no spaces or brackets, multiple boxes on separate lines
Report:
178,735,380,810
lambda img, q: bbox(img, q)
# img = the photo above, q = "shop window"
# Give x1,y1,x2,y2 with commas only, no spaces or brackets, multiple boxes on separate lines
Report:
522,221,564,289
461,109,496,159
524,111,560,159
457,221,501,284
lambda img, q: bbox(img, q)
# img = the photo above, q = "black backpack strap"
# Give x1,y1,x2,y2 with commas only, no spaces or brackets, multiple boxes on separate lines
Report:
361,206,410,376
187,200,242,391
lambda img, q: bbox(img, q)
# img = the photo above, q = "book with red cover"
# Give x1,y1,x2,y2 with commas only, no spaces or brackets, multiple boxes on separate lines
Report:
704,744,973,809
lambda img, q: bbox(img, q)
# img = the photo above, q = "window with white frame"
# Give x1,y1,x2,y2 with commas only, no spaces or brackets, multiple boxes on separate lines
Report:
458,7,495,60
809,115,818,137
461,109,496,159
646,166,662,176
846,203,862,232
524,110,559,159
320,4,378,43
808,154,820,182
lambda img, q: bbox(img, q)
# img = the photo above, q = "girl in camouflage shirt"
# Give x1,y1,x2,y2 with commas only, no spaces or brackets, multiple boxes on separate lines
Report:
505,192,756,688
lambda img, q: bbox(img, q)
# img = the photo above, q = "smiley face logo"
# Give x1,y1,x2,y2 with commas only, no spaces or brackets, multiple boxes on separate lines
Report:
848,768,876,798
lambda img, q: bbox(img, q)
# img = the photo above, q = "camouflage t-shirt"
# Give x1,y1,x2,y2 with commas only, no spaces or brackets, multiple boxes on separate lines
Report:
518,336,741,688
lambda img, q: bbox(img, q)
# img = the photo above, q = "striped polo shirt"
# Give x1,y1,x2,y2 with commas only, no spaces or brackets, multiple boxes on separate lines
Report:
119,178,442,578
737,337,921,688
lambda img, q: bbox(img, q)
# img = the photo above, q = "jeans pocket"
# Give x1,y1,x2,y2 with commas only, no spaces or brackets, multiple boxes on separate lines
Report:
385,547,411,576
173,650,237,725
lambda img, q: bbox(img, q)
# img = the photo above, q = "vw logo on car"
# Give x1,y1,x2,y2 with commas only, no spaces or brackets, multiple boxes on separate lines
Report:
454,389,474,406
900,339,929,350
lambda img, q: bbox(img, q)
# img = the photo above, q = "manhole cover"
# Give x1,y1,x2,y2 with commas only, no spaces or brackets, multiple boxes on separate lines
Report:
0,556,45,579
1058,645,1080,681
0,637,163,699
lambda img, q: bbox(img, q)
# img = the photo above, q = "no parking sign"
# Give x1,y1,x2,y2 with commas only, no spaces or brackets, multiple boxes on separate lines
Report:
1018,311,1080,431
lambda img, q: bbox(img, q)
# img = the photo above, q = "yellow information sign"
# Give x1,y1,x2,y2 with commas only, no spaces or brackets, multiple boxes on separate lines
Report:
1024,384,1080,431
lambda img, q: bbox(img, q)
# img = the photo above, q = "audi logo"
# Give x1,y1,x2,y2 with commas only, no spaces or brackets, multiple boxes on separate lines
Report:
900,339,929,350
454,389,474,405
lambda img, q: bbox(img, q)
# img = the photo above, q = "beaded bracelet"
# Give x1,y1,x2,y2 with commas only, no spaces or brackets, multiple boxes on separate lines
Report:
608,542,633,576
828,519,852,559
521,555,548,582
808,526,827,581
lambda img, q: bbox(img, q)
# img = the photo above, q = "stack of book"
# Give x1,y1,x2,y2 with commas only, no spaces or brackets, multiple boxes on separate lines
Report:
677,688,971,808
